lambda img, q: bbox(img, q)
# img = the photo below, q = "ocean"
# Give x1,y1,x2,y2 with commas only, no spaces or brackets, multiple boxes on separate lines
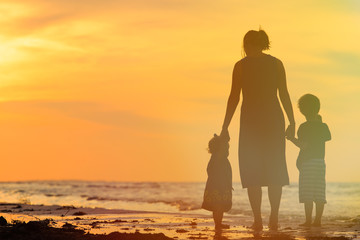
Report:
0,181,359,221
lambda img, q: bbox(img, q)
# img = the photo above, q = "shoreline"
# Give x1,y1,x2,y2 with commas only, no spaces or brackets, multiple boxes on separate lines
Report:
0,202,358,240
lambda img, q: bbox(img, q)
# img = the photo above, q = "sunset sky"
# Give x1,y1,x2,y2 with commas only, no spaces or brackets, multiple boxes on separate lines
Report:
0,0,359,182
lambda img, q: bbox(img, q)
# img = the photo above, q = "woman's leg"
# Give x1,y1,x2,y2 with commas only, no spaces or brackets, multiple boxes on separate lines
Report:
268,185,282,229
247,186,262,229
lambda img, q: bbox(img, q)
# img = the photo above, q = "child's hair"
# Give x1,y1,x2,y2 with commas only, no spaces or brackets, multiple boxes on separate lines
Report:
208,134,229,154
298,94,320,117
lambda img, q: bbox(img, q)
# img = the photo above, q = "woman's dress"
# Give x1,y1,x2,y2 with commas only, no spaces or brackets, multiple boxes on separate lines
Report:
237,54,289,188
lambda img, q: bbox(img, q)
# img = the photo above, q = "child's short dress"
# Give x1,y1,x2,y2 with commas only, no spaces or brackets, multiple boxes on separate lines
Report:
202,155,232,212
297,121,331,203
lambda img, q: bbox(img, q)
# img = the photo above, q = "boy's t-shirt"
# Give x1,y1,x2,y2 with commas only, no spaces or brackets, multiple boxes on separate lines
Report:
297,121,331,168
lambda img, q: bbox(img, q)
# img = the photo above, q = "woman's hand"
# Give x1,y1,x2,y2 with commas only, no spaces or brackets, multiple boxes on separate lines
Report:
285,124,295,140
220,128,230,141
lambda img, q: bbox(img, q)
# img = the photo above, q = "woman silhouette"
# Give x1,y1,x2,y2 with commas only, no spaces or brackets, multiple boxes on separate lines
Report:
221,29,295,230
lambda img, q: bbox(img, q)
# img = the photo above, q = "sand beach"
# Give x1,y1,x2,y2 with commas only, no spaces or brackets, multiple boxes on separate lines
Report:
0,202,359,240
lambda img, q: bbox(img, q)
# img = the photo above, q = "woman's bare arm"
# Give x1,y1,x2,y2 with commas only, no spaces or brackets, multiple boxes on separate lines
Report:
288,137,309,151
221,62,242,133
287,137,302,148
277,60,295,138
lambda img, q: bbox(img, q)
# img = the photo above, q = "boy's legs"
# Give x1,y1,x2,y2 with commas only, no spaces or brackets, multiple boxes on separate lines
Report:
300,201,313,226
268,185,282,229
313,202,325,226
247,186,262,229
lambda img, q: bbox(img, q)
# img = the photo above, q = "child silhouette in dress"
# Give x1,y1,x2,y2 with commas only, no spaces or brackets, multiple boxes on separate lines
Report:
287,94,331,227
202,133,232,230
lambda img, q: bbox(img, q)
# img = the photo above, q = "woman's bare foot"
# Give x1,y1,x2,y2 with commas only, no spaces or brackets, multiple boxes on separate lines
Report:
251,220,263,231
268,214,278,230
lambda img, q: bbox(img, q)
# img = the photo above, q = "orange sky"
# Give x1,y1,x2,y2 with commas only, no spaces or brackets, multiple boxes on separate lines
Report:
0,0,359,182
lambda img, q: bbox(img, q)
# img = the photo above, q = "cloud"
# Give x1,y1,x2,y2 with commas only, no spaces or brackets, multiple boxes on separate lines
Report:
321,51,360,77
1,14,73,37
0,100,187,133
290,50,360,79
37,101,165,129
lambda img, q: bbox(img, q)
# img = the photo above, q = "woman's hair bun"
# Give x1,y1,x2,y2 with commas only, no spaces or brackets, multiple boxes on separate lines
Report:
243,29,271,52
258,29,270,50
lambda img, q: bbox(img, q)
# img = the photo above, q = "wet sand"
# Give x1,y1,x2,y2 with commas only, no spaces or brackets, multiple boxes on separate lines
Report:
0,203,358,240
